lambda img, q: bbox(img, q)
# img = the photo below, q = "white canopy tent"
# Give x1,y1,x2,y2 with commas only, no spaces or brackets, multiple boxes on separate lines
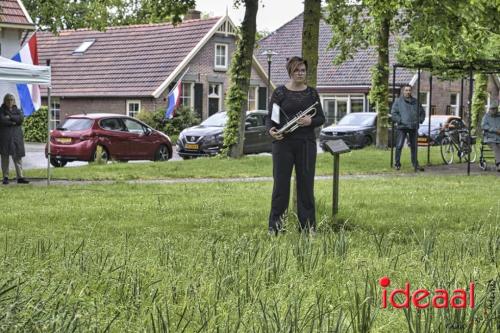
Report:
0,55,52,184
0,56,51,84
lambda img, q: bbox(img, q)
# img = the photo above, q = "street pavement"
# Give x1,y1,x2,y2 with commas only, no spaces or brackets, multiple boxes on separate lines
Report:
22,142,324,170
21,142,182,170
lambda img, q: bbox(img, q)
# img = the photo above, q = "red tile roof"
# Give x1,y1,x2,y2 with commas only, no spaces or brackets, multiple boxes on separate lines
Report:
38,17,222,97
255,13,414,89
0,0,33,27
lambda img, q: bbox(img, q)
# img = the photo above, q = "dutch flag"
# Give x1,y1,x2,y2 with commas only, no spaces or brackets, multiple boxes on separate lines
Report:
11,34,41,116
165,80,182,119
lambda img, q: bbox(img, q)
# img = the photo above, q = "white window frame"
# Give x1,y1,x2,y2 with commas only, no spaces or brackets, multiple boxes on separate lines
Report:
247,86,258,110
181,82,194,108
50,97,61,130
126,100,141,118
214,43,228,70
320,94,366,125
73,39,95,54
418,91,430,115
450,93,460,116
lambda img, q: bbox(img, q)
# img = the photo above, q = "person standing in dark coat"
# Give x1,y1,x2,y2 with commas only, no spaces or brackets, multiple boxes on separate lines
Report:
391,84,426,171
0,93,29,184
266,56,325,235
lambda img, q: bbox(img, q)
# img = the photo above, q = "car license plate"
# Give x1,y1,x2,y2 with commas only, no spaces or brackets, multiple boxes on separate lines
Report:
56,137,72,143
185,143,199,150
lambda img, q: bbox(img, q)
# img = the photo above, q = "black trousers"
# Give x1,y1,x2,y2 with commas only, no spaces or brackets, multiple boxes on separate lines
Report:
269,139,317,232
395,128,419,167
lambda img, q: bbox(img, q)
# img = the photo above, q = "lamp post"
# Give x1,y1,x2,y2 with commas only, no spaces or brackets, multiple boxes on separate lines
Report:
261,49,277,110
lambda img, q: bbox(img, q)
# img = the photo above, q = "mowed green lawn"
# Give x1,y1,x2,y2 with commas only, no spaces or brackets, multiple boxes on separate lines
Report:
24,146,447,180
1,175,498,332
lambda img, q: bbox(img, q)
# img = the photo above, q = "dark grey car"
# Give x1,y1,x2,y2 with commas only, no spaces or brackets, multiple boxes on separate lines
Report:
319,112,377,149
176,110,272,158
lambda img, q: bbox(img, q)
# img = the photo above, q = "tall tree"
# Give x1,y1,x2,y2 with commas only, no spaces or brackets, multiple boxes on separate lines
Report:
302,0,322,87
325,0,403,148
223,0,259,158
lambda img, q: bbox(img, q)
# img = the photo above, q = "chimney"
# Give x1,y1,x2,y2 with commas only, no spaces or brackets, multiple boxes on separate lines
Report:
184,9,201,20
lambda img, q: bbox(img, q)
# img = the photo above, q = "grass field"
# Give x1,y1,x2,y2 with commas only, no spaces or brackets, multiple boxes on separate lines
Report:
23,146,450,181
1,174,499,332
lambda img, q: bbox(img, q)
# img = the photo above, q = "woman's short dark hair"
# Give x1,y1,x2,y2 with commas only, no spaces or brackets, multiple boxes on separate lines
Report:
286,56,308,77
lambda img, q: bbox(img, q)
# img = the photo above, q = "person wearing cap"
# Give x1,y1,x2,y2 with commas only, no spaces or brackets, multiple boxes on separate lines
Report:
481,100,500,171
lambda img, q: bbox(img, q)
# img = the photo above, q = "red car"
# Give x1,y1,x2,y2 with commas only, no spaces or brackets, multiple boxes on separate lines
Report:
46,113,172,167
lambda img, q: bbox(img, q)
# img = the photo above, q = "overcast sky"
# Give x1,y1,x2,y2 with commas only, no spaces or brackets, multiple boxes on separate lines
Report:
194,0,305,32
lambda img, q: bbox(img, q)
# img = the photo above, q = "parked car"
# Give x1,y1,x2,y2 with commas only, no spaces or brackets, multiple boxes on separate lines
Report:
177,110,272,158
417,115,464,146
320,112,380,149
46,113,173,167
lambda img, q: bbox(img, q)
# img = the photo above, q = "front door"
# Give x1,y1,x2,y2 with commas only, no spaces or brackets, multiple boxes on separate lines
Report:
208,84,221,116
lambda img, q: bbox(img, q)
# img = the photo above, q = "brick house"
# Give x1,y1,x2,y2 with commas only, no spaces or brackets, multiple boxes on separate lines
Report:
38,11,270,128
0,0,36,100
255,13,500,126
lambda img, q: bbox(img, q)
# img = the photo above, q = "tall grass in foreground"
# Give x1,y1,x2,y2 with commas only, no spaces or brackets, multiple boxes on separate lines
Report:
0,176,499,332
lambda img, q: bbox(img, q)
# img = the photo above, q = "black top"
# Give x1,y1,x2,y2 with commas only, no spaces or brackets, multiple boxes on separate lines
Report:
266,85,325,140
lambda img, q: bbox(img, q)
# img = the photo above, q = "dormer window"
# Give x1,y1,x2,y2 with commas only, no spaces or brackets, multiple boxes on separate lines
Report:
73,39,95,54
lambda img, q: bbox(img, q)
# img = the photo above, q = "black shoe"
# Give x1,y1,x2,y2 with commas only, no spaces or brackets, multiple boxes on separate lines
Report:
17,178,30,184
395,164,401,170
2,177,8,185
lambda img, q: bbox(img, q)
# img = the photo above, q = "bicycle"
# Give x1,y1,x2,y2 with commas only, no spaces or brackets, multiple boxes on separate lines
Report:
440,122,477,165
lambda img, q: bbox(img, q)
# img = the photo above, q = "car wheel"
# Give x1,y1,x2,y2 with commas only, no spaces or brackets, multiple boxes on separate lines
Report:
154,145,170,161
363,136,373,147
92,144,109,164
50,158,67,168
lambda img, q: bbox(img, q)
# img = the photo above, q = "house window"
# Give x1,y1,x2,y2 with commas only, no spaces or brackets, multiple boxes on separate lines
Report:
50,98,60,130
214,44,228,70
181,82,193,108
419,92,429,115
321,94,365,125
127,100,141,117
450,93,459,116
208,83,222,116
247,86,258,110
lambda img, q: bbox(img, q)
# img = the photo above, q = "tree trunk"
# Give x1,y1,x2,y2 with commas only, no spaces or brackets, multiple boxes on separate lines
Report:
372,16,390,148
224,0,259,158
302,0,322,87
471,73,488,136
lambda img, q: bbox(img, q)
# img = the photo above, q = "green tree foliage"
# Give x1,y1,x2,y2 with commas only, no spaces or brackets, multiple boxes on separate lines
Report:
471,74,488,135
23,107,48,143
223,0,259,158
136,106,200,136
325,0,404,148
113,0,196,25
24,0,196,32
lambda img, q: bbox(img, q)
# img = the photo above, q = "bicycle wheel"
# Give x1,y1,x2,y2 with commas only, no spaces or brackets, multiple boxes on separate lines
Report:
462,144,477,163
440,137,454,164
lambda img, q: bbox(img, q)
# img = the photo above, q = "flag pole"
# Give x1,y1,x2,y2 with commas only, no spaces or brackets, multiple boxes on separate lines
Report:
46,59,51,186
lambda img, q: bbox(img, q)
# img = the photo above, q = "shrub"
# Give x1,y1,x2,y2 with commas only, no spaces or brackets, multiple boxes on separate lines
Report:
137,106,200,136
23,107,48,143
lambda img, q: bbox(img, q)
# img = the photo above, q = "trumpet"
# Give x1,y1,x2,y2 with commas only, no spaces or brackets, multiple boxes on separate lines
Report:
275,101,319,135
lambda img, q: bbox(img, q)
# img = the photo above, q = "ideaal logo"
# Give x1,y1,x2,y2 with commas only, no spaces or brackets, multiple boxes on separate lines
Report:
379,277,475,309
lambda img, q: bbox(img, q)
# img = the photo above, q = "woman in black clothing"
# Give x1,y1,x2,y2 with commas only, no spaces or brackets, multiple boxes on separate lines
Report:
266,56,325,234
